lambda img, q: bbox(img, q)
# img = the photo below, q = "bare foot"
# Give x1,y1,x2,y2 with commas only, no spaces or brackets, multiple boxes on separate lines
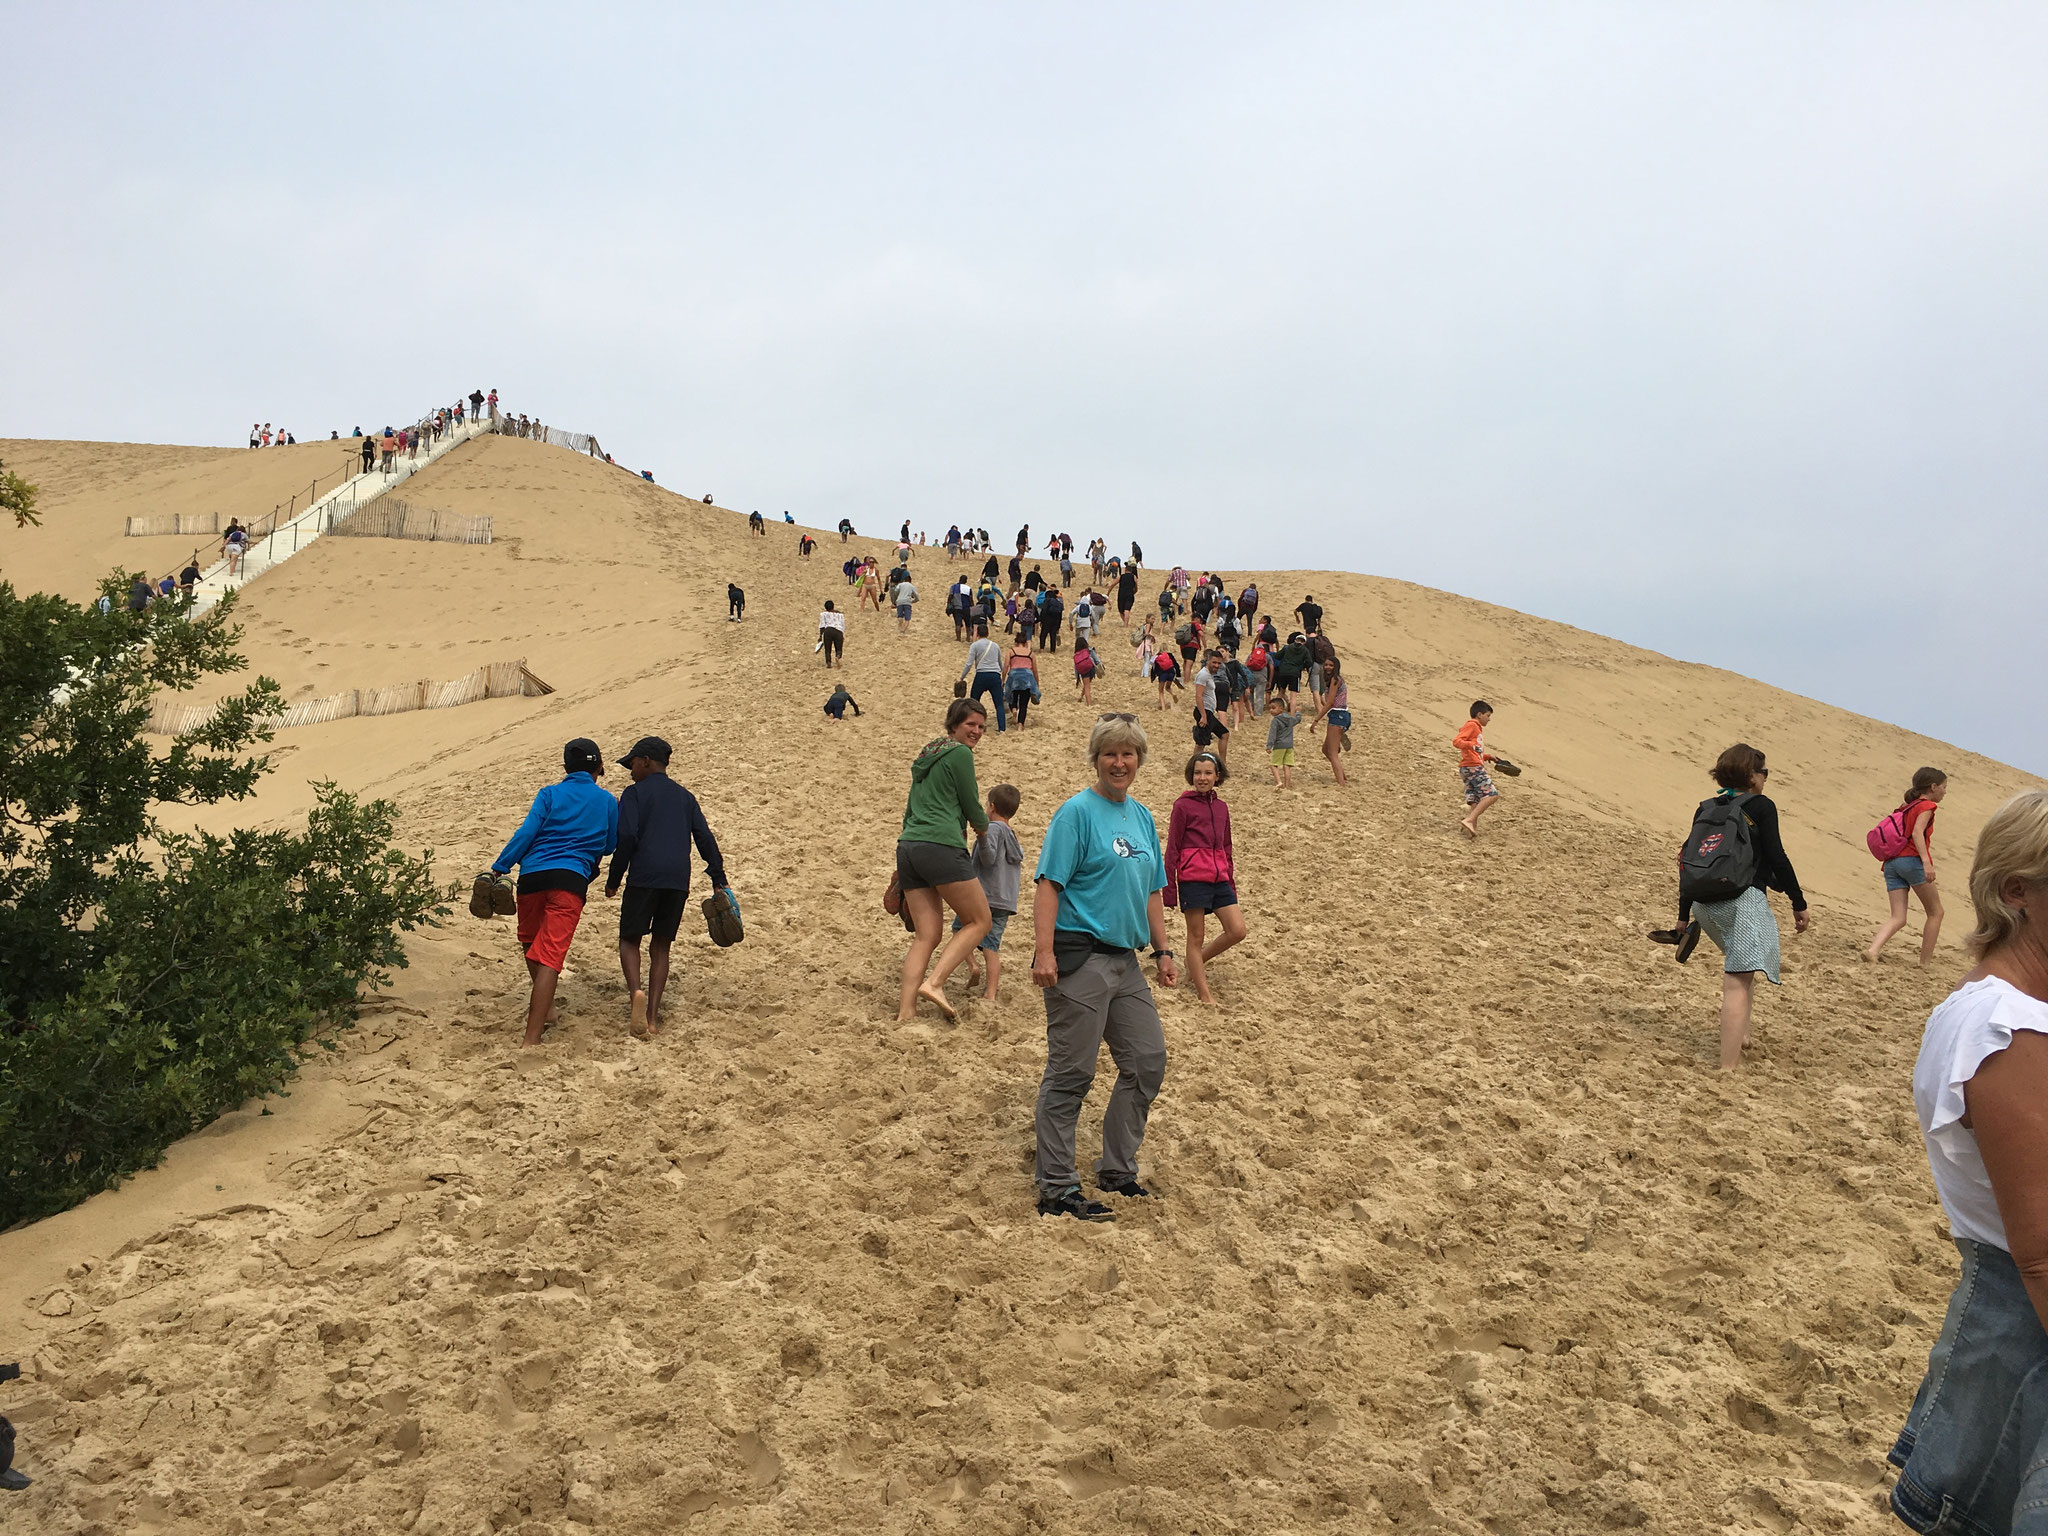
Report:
629,989,649,1038
916,981,958,1020
1459,821,1477,839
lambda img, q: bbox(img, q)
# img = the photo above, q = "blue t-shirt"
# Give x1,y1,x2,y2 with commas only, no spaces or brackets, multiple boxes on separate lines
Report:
1034,787,1165,950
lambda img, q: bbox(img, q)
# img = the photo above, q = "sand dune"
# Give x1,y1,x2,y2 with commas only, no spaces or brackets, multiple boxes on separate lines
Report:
2,433,2040,1532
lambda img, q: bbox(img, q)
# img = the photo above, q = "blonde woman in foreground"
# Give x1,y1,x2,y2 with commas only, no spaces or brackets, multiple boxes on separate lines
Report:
1889,789,2048,1532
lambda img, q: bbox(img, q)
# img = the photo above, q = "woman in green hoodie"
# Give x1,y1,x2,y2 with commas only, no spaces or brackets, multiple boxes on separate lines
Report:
898,697,993,1021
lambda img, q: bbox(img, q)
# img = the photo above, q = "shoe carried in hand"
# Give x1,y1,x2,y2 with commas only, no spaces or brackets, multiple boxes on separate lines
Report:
470,871,515,919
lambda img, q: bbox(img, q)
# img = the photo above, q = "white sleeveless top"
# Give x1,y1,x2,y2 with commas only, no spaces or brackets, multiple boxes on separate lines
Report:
1912,975,2048,1250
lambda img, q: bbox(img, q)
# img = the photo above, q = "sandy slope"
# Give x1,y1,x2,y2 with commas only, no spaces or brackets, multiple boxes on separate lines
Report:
2,435,2042,1534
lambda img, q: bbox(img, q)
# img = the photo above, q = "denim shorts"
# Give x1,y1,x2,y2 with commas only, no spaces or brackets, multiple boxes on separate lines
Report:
896,603,912,620
1884,855,1928,892
1890,1238,2048,1533
953,908,1011,953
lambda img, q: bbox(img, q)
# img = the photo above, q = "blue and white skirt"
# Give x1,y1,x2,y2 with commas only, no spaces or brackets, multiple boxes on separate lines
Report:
1693,885,1781,984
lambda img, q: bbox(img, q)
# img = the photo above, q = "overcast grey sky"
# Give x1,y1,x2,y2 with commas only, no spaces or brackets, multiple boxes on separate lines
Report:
5,4,2045,771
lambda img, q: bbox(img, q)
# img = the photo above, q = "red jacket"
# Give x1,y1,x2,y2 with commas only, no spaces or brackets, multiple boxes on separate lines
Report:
1164,789,1234,905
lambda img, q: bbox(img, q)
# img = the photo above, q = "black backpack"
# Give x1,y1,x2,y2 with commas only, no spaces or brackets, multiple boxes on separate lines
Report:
1678,793,1757,906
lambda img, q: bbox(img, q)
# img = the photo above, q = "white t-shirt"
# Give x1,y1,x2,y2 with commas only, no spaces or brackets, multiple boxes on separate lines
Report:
818,611,845,632
1913,975,2048,1250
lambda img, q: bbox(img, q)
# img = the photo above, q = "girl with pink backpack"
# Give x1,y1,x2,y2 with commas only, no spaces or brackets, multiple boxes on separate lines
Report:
1865,767,1949,964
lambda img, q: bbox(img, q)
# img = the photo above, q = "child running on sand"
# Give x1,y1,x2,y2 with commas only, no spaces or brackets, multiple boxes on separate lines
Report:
963,784,1024,1001
1267,696,1300,787
1454,701,1501,837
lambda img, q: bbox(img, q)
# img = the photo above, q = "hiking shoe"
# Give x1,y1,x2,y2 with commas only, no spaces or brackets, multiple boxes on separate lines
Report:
469,872,498,919
1095,1175,1152,1199
0,1468,31,1490
1038,1186,1115,1222
1675,921,1702,964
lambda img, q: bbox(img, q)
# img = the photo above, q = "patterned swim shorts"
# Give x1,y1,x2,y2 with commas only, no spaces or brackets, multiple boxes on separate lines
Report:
1460,765,1499,804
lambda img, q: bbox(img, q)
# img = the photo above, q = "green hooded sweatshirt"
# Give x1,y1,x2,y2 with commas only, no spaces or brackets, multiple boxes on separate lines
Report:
900,738,988,847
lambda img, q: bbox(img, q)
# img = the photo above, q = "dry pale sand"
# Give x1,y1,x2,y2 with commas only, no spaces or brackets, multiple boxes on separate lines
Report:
2,435,2042,1535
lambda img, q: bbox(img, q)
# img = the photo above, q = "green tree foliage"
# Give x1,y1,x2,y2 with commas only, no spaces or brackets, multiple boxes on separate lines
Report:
0,578,446,1226
0,457,36,527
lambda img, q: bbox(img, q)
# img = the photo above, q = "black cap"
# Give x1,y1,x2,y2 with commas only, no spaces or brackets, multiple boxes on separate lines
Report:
617,736,671,768
564,738,604,776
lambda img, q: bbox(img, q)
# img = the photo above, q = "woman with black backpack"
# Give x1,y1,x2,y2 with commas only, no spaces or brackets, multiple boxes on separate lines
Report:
1656,743,1811,1069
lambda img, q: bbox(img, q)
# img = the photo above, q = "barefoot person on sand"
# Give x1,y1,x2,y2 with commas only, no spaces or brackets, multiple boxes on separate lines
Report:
1454,701,1501,837
1887,789,2048,1531
896,699,994,1021
1868,767,1948,965
1165,752,1247,1005
1671,744,1810,1070
603,737,729,1039
490,739,619,1047
1031,713,1179,1222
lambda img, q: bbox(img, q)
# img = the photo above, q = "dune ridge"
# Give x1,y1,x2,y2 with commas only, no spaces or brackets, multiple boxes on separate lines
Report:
2,434,2041,1532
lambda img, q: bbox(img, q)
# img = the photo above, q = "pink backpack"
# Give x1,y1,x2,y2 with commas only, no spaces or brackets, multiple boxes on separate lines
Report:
1867,805,1916,862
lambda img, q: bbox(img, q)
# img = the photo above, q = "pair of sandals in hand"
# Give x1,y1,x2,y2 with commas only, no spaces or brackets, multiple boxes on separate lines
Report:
1649,920,1702,963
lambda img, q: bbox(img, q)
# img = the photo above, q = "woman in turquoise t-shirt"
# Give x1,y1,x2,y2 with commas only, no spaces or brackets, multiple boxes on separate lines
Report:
1028,714,1179,1223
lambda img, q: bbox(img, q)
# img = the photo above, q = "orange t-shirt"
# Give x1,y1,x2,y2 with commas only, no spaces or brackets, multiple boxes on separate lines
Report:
1454,720,1489,768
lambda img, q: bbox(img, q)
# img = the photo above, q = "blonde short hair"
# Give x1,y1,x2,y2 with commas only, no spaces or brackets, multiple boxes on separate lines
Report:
1967,789,2048,957
1087,715,1149,769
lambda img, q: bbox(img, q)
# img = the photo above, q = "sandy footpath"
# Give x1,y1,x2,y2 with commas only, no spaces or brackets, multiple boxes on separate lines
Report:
1,437,2041,1534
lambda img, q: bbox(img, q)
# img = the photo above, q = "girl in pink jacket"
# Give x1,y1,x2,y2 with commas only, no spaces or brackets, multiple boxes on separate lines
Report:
1164,751,1249,1004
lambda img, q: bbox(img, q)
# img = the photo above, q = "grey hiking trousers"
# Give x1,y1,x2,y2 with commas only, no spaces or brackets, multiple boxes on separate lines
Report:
1035,949,1167,1196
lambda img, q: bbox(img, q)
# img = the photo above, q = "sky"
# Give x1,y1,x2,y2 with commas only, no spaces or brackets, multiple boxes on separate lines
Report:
4,3,2045,772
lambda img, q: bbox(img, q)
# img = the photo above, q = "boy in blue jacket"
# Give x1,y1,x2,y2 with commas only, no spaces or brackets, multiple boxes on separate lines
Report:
491,738,619,1045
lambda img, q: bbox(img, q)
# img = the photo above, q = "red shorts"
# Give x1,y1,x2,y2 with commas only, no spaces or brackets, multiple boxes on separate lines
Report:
515,890,585,972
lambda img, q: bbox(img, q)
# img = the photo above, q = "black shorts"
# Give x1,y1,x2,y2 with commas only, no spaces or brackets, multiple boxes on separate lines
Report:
619,887,686,944
897,839,974,892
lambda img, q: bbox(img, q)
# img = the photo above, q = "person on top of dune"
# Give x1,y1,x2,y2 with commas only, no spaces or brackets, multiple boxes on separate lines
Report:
895,698,993,1022
1888,790,2048,1534
1030,712,1177,1223
490,739,618,1048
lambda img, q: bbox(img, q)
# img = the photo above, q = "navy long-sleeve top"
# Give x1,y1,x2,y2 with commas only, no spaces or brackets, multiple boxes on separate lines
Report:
605,774,727,895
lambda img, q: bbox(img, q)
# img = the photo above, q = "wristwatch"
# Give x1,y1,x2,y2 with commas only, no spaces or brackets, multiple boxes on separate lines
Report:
1152,948,1175,960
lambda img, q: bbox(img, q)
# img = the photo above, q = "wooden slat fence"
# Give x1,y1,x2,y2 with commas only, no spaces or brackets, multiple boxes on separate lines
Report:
148,658,549,736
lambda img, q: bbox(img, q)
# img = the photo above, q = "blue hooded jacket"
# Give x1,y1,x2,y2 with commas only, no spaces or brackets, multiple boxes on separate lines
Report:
492,772,619,894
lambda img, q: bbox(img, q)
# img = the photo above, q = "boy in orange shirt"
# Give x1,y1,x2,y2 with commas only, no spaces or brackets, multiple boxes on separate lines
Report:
1454,700,1500,838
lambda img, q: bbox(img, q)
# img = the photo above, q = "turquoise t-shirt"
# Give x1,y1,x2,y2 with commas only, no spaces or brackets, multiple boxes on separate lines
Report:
1034,786,1165,950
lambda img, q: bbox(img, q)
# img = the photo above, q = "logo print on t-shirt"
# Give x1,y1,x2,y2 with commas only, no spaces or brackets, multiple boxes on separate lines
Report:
1112,836,1140,859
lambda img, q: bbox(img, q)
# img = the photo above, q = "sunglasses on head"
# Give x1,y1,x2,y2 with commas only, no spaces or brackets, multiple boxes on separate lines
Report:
1098,712,1138,723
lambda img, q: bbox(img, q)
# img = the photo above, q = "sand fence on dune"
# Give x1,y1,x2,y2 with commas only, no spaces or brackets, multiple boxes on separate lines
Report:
322,498,492,544
149,659,552,736
128,498,491,545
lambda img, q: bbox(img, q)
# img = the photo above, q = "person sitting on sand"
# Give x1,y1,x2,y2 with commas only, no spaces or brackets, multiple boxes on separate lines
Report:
490,739,619,1047
896,698,994,1021
603,737,728,1039
1453,701,1501,837
1889,790,2048,1531
1030,713,1178,1222
1166,751,1246,1005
